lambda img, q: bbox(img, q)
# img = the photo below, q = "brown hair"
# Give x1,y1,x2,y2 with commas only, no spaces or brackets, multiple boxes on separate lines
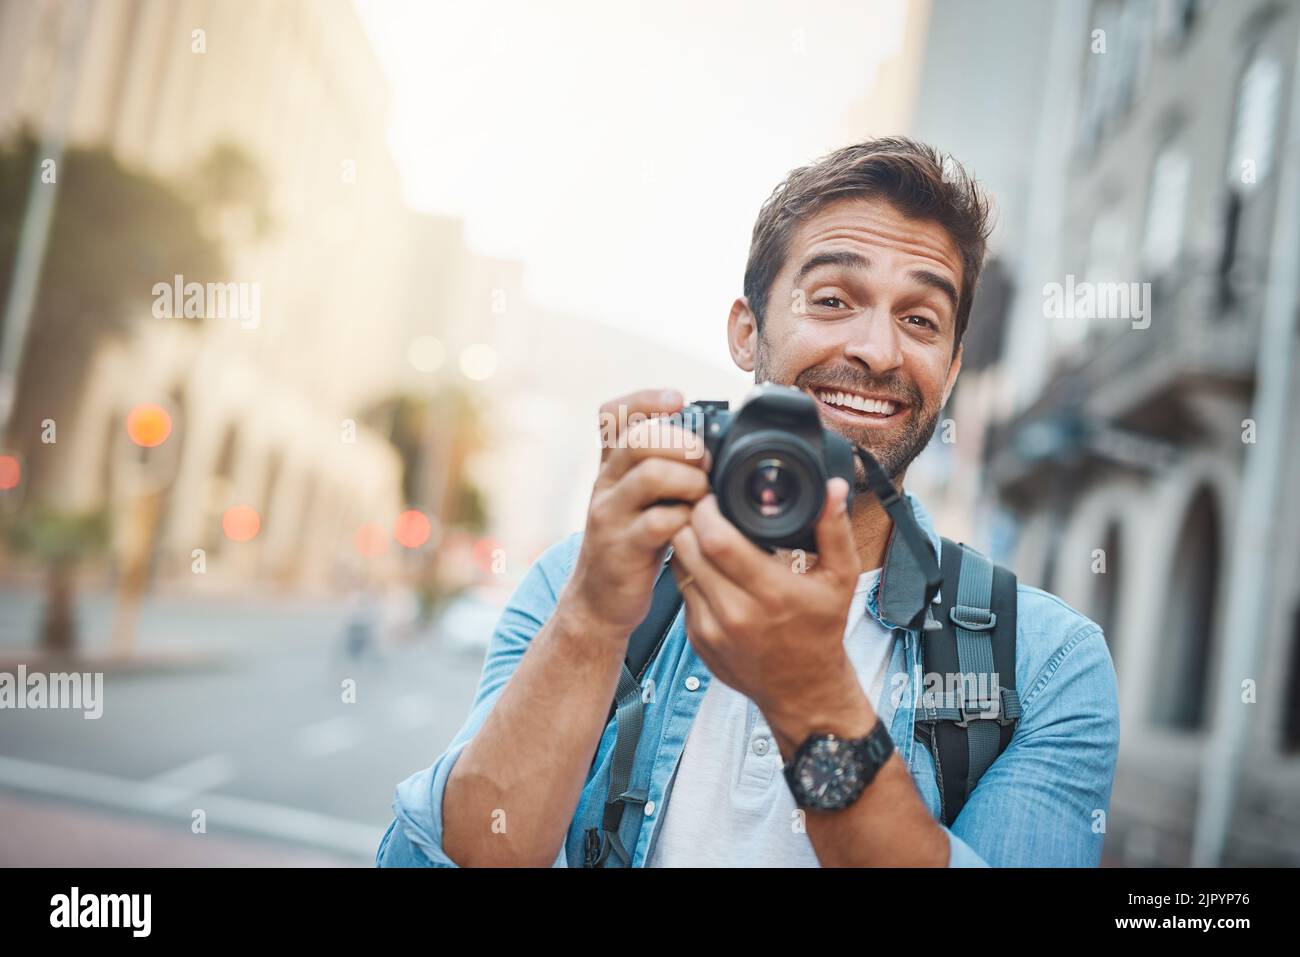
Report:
743,136,993,358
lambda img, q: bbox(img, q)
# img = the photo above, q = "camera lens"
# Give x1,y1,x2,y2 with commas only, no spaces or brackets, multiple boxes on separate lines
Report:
747,458,796,517
715,432,824,549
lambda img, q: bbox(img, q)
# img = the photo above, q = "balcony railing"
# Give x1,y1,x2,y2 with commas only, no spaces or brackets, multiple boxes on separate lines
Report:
985,259,1266,492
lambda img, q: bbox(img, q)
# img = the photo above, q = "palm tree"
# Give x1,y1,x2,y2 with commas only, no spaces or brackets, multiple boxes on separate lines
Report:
3,506,109,655
0,130,268,655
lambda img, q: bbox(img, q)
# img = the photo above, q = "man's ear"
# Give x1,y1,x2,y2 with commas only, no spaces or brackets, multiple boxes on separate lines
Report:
941,341,963,407
728,296,758,372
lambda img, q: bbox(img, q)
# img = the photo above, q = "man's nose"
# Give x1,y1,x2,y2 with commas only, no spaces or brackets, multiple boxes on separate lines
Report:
843,310,905,374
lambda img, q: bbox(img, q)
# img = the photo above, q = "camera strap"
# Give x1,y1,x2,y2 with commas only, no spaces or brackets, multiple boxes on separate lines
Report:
583,550,683,867
852,445,943,632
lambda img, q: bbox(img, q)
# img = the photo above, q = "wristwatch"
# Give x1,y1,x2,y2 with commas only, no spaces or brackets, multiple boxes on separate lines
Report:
782,719,895,811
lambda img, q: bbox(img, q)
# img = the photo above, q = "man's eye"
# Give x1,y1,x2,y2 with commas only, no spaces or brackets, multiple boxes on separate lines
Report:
904,315,936,329
816,296,846,308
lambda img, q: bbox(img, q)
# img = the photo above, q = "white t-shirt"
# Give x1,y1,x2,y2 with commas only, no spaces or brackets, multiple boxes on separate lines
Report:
647,568,893,867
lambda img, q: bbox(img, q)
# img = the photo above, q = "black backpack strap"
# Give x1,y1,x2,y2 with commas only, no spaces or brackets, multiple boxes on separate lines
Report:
583,552,683,867
914,537,1020,827
610,554,684,721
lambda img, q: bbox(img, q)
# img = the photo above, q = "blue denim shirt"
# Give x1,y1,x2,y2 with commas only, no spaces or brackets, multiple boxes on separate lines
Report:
377,491,1120,867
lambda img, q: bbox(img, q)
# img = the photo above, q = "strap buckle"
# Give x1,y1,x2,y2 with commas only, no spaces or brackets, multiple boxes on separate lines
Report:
953,690,1017,728
949,604,997,632
953,701,978,728
954,697,993,728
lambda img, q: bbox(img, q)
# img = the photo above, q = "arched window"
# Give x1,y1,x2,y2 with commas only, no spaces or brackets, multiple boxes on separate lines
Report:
1150,486,1221,730
1218,46,1282,310
1226,51,1282,187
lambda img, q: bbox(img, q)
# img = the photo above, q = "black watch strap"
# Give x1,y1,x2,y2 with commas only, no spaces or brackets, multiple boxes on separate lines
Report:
856,717,895,783
784,718,896,811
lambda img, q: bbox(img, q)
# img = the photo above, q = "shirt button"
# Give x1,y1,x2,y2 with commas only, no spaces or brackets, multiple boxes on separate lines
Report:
644,801,656,816
685,676,700,691
752,737,770,756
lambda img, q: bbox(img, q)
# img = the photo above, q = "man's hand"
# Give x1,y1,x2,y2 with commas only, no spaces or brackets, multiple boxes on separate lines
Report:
440,392,710,867
564,389,712,642
667,477,868,744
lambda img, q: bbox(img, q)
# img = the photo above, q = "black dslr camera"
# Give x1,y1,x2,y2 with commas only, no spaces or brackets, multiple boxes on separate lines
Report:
677,383,856,552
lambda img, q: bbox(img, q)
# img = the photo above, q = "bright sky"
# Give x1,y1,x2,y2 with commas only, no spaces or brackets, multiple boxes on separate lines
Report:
354,0,912,368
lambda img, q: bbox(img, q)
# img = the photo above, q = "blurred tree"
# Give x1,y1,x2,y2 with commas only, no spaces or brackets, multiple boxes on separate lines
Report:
189,138,274,242
360,383,489,532
362,392,430,507
360,383,490,624
3,506,109,654
451,477,488,534
0,129,269,656
0,128,227,494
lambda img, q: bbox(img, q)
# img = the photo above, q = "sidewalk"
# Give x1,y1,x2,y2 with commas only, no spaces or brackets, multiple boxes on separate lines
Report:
0,791,366,867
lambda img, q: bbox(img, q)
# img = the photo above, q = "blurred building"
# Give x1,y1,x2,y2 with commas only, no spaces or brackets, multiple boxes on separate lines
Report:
375,208,743,580
902,0,1063,552
474,305,745,571
837,0,934,142
0,0,417,590
0,0,745,602
910,0,1300,864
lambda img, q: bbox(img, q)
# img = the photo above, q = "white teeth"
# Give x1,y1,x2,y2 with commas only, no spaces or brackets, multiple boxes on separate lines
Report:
816,390,898,416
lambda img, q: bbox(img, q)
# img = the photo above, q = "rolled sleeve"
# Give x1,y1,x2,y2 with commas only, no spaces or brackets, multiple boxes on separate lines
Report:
376,533,582,868
382,739,474,867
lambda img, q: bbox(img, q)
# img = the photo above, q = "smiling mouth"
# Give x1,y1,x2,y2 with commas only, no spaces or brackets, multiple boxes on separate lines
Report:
809,387,908,422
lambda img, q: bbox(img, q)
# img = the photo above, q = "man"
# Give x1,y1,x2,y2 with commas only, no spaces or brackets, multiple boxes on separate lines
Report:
377,137,1120,867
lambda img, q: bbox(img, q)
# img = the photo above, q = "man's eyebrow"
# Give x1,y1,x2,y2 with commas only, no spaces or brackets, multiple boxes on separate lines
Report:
793,250,871,285
908,268,959,314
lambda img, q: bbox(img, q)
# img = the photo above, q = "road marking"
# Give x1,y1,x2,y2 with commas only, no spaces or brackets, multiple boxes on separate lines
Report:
143,753,236,808
295,716,362,757
0,754,380,859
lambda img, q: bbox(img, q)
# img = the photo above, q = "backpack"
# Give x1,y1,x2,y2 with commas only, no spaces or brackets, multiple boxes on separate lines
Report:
581,536,1021,867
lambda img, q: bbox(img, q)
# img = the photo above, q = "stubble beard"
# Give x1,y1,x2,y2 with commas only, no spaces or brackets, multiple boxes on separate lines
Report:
753,338,944,493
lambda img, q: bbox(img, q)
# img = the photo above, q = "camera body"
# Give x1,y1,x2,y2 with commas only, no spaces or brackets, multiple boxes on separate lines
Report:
679,383,855,552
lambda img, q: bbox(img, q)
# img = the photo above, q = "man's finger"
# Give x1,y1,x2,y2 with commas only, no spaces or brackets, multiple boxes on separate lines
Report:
670,524,759,623
687,493,776,588
630,503,693,550
812,477,858,585
669,542,725,646
601,420,710,483
609,458,711,513
597,389,683,465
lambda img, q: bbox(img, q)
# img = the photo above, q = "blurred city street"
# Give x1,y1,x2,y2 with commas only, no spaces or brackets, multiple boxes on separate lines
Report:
0,584,489,865
0,0,1297,871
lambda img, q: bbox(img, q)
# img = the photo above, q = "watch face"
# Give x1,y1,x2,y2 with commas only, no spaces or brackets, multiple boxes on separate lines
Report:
791,736,863,808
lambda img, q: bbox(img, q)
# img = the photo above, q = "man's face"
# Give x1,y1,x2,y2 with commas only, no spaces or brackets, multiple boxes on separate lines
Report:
729,196,965,489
